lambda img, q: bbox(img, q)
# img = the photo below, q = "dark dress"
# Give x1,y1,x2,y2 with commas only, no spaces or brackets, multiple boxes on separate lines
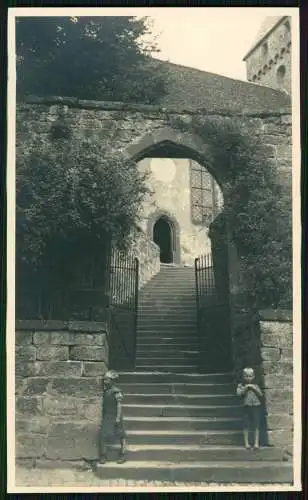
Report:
100,385,125,447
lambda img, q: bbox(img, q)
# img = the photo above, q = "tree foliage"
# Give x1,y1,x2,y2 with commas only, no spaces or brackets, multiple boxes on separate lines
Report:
171,116,292,309
16,16,166,103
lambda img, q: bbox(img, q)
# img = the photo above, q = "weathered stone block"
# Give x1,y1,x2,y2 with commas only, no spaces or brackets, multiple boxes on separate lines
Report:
50,332,106,346
36,346,69,361
262,134,291,145
281,115,292,125
35,458,91,470
15,458,36,469
264,388,293,405
34,361,82,377
83,399,102,422
15,416,49,435
16,331,33,345
23,378,50,396
82,361,107,377
266,414,293,430
70,346,107,361
15,346,37,362
68,321,107,332
261,331,293,348
263,373,293,389
264,400,293,414
51,377,102,397
263,123,286,135
261,347,281,362
263,144,277,157
16,435,46,458
46,422,99,460
261,335,292,350
44,437,78,460
15,377,25,395
16,396,43,416
33,331,52,345
267,429,293,447
15,362,39,377
281,348,293,360
276,144,292,160
42,395,79,417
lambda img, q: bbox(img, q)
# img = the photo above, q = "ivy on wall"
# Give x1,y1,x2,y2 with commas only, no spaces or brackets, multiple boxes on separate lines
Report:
170,116,292,310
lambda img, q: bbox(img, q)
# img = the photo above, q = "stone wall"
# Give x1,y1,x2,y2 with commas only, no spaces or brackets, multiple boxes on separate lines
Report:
259,310,293,453
15,320,108,467
132,228,160,288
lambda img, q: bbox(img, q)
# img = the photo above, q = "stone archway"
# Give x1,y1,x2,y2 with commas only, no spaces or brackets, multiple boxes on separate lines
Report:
123,126,225,191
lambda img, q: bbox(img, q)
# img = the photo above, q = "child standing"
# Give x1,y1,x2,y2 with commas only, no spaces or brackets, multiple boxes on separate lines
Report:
236,367,263,450
99,370,126,464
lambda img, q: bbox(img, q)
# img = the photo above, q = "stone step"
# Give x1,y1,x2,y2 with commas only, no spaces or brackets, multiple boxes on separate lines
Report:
136,350,200,359
136,338,199,345
117,444,286,463
124,429,243,446
118,371,234,384
135,365,199,373
94,460,293,484
137,329,198,336
136,340,199,346
140,293,196,299
137,313,197,319
136,345,199,352
135,358,199,367
123,404,242,418
137,322,197,328
139,300,196,307
124,394,239,406
124,416,242,431
121,383,235,395
141,288,195,293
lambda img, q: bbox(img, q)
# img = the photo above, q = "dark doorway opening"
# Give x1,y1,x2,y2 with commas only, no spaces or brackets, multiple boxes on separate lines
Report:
153,217,174,263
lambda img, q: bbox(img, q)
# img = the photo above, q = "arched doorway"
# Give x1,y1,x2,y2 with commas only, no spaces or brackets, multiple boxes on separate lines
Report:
153,216,174,263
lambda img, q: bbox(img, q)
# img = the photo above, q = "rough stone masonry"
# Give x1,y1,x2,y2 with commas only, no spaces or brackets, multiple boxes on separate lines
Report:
15,320,108,467
15,97,294,463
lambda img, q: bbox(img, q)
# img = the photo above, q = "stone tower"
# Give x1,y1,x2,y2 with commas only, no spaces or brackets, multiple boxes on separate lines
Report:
243,16,291,94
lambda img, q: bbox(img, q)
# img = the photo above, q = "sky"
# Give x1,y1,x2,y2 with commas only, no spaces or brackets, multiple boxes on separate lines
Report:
10,6,297,83
136,7,295,81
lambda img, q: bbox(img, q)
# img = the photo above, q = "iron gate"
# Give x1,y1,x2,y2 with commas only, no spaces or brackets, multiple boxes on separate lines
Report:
107,249,139,370
194,253,233,372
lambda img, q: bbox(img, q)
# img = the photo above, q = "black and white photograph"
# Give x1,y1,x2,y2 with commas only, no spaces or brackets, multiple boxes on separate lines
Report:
7,6,301,492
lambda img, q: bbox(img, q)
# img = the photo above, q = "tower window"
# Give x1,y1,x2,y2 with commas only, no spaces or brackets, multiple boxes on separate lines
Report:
277,65,286,84
190,163,213,225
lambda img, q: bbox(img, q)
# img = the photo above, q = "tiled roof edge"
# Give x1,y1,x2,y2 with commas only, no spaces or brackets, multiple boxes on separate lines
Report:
20,96,292,117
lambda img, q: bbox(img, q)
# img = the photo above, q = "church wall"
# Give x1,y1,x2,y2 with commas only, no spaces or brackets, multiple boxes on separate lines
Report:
245,18,291,94
137,157,216,265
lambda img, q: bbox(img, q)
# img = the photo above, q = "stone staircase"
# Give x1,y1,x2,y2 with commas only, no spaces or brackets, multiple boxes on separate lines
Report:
136,265,199,372
96,265,293,484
